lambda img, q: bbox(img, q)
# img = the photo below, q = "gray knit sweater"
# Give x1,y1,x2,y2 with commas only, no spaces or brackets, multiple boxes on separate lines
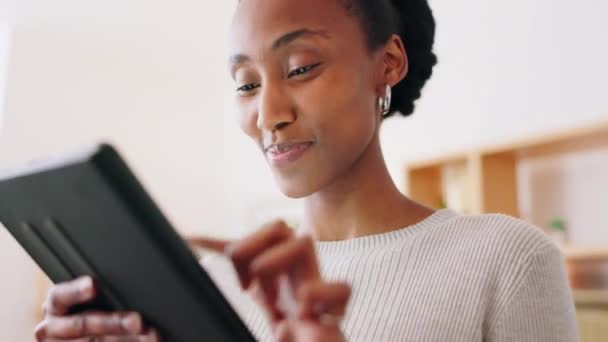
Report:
203,209,579,341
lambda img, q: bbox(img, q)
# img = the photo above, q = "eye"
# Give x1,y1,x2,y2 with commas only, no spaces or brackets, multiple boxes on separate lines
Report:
288,63,322,78
236,83,261,93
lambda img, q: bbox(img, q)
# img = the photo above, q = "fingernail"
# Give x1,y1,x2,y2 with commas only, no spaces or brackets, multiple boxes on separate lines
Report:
121,313,142,334
149,328,161,341
78,277,93,293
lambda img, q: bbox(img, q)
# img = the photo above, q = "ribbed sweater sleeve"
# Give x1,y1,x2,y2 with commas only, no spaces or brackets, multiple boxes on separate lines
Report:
486,243,579,341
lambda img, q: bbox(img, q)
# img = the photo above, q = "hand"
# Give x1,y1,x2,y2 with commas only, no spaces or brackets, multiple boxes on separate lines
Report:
35,276,160,342
191,221,351,342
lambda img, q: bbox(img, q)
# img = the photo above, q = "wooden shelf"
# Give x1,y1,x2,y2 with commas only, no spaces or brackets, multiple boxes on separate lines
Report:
563,246,608,261
573,289,608,307
404,119,608,219
482,120,608,158
404,119,608,266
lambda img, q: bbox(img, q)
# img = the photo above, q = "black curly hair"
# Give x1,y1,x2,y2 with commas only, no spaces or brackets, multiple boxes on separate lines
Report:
343,0,438,117
236,0,437,118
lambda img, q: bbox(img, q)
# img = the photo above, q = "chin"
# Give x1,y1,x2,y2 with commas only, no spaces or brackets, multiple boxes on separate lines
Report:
276,179,316,199
273,170,326,198
269,154,341,199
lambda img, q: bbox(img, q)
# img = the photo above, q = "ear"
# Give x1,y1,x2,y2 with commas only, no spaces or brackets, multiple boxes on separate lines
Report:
376,34,408,95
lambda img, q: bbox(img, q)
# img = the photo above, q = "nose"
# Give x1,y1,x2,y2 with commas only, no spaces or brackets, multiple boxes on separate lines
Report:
256,84,296,131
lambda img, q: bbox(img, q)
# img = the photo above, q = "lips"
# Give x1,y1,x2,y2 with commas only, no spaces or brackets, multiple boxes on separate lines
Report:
265,141,314,167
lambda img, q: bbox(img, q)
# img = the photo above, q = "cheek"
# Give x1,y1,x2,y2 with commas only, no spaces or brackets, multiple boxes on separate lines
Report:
302,67,377,152
237,98,260,141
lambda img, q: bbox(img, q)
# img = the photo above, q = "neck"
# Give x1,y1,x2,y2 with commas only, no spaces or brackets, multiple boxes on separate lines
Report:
300,136,433,241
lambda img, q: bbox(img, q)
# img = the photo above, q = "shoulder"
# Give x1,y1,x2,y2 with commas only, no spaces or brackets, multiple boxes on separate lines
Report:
422,212,570,310
444,212,554,246
423,211,562,269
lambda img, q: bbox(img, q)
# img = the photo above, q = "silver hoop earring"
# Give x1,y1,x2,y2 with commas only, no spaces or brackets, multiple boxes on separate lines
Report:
381,85,392,116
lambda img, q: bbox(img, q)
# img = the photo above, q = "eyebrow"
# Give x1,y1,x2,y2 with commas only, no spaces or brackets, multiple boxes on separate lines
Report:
229,28,330,65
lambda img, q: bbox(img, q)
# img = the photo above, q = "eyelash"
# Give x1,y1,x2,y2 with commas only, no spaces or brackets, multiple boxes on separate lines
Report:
287,62,322,78
236,63,322,93
237,83,260,92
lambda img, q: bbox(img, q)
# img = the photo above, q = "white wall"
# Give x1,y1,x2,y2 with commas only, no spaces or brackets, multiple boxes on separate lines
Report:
518,147,608,245
0,1,240,236
0,1,242,340
0,0,607,339
0,22,13,131
382,0,608,182
0,9,35,342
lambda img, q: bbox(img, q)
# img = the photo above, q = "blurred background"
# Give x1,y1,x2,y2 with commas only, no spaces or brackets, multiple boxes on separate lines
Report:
1,0,607,340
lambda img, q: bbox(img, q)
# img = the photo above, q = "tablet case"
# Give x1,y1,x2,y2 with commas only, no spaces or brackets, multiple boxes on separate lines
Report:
0,144,257,341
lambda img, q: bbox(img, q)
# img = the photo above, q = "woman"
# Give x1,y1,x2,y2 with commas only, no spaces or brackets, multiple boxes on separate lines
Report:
34,0,579,341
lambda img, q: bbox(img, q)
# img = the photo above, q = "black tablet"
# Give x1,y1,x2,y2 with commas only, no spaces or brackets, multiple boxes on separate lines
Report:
0,144,256,342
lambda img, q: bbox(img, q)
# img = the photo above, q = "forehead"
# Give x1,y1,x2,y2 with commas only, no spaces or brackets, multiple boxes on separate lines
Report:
230,0,357,54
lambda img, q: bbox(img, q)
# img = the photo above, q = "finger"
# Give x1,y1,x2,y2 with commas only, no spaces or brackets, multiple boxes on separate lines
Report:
97,328,161,342
140,327,162,342
99,332,160,342
246,277,290,324
273,320,294,342
50,336,150,342
250,235,320,286
257,275,282,322
296,281,351,321
43,276,97,316
186,237,232,253
35,311,144,340
248,236,320,321
226,220,293,289
99,336,147,342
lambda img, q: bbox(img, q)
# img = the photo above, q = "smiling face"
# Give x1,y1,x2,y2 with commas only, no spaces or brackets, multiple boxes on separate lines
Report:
229,0,386,198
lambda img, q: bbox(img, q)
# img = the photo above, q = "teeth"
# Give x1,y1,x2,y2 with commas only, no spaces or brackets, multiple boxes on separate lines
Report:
268,142,311,154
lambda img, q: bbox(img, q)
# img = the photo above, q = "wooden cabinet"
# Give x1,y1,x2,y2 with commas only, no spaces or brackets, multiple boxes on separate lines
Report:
405,120,608,218
574,290,608,342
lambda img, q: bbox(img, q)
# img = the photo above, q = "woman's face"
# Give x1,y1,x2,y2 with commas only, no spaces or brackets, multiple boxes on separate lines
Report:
229,0,383,198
